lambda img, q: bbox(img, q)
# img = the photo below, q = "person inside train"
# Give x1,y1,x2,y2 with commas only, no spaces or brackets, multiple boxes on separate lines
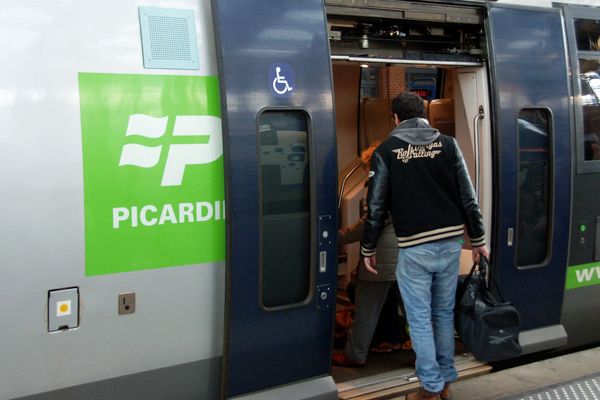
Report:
333,142,410,368
360,92,489,400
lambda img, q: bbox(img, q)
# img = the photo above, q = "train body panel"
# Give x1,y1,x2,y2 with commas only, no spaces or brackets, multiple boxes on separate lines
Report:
561,4,600,349
2,0,600,399
1,1,224,399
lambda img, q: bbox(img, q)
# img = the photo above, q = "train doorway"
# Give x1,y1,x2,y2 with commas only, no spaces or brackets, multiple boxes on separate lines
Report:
327,4,494,397
328,1,574,396
331,59,493,399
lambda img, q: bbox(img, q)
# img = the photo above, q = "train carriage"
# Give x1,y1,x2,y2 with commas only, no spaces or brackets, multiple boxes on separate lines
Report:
1,0,600,399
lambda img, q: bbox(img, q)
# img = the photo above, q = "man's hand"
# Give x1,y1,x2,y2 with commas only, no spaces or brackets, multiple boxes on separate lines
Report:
364,255,378,274
472,245,489,264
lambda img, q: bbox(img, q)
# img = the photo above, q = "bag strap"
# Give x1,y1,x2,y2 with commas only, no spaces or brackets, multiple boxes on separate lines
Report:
481,256,504,302
456,261,478,304
478,255,509,303
477,255,488,282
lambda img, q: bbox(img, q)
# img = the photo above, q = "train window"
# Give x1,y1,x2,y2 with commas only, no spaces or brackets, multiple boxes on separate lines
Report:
360,66,380,98
578,60,600,162
516,109,551,267
258,110,312,309
574,19,600,51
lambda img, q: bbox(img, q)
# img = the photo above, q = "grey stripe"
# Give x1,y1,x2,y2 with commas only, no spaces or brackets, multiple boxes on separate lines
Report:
13,358,221,400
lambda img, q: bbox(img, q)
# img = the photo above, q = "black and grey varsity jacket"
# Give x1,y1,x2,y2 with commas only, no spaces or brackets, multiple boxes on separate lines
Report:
360,117,486,256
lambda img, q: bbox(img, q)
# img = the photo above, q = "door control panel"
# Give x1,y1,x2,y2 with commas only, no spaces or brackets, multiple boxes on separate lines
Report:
318,214,334,274
316,284,333,311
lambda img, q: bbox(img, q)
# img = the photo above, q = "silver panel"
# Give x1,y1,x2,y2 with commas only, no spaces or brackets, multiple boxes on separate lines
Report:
12,358,220,400
230,376,338,400
518,325,568,355
0,1,223,398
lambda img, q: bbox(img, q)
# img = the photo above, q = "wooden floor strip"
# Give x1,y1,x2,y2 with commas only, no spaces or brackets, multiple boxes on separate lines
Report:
338,357,491,400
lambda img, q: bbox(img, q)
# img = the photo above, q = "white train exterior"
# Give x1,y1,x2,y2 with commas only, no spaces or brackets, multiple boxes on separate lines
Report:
1,0,600,399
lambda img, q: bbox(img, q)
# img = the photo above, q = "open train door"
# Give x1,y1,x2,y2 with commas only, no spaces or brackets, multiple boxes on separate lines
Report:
487,4,571,353
211,1,338,399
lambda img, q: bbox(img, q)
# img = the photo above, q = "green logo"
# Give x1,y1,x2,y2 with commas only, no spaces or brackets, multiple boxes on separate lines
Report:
78,73,224,276
565,262,600,289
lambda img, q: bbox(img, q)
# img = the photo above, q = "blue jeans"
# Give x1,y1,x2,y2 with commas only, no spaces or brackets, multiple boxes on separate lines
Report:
395,240,462,393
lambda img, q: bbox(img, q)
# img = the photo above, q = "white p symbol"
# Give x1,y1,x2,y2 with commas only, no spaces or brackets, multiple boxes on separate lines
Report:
161,116,223,186
119,115,223,186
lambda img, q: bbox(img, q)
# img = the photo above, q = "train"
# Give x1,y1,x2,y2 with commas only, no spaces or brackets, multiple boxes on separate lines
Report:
1,0,600,399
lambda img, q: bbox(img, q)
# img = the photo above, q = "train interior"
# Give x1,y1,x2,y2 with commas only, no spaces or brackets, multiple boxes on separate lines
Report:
328,4,494,394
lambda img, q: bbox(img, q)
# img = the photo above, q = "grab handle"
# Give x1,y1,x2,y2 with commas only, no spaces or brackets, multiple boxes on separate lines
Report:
473,105,485,197
337,161,363,212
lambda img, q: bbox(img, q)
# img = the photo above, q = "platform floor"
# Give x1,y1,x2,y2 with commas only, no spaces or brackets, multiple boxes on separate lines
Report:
502,372,600,400
440,346,600,400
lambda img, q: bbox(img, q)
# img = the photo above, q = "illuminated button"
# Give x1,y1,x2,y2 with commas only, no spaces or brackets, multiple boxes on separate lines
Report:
580,224,587,233
56,300,72,317
48,288,79,332
322,230,329,239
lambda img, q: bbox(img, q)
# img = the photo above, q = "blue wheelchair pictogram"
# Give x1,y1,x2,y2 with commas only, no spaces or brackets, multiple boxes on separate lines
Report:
269,63,295,97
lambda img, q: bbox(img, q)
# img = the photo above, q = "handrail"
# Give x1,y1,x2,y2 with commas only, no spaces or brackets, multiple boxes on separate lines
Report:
473,105,485,198
338,161,363,212
331,55,482,67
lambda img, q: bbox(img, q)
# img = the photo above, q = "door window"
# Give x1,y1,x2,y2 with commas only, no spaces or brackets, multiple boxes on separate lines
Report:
516,109,552,267
258,110,312,309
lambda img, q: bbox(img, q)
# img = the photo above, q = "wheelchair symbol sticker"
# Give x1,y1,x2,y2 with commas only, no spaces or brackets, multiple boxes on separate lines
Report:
269,63,295,97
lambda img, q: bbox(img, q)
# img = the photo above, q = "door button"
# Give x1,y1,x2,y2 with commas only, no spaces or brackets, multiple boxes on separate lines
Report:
48,287,79,332
316,284,332,310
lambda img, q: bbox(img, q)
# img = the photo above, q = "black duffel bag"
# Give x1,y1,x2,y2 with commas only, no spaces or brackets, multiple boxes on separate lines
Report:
455,256,522,362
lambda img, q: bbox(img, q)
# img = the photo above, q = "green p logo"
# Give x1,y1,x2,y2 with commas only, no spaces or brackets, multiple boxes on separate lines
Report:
78,73,225,275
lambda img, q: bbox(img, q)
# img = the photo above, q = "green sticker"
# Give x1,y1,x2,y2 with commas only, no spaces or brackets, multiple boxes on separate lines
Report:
78,73,224,275
565,262,600,289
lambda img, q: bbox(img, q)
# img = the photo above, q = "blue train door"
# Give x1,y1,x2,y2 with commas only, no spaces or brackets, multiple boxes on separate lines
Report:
211,1,338,398
487,4,571,352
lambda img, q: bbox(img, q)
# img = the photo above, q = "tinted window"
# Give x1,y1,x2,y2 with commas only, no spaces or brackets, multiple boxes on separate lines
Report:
574,19,600,51
579,61,600,161
516,109,551,267
258,110,311,308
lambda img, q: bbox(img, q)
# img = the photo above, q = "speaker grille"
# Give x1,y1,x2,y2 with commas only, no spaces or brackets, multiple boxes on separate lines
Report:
139,7,199,70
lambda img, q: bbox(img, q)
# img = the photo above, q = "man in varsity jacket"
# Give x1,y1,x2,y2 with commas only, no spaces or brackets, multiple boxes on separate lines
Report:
360,92,489,400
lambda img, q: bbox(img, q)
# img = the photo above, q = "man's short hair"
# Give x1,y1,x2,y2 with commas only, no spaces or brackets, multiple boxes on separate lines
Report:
391,92,426,121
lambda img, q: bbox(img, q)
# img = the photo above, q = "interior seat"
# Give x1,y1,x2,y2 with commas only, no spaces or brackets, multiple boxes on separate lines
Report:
429,98,455,137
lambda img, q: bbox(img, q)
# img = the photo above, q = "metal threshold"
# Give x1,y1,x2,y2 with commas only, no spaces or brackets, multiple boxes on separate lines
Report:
337,354,490,400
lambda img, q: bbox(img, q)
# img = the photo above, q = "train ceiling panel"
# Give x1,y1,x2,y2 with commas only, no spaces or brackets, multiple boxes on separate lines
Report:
326,0,486,62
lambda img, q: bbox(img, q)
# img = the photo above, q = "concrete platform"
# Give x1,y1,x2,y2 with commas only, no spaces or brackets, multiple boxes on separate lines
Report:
449,346,600,400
